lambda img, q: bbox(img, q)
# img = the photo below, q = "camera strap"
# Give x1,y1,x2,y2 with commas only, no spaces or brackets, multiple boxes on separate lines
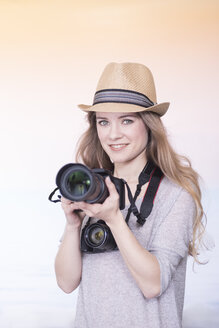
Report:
125,162,164,226
139,166,164,224
48,187,61,203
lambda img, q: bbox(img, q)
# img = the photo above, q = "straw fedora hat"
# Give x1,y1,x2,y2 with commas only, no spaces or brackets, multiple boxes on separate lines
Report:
78,62,169,116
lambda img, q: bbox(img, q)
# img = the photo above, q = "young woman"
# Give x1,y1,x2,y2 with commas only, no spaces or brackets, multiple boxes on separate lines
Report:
54,62,205,328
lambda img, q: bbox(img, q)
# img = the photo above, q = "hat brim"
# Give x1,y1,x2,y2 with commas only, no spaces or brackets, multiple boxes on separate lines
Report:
78,102,170,116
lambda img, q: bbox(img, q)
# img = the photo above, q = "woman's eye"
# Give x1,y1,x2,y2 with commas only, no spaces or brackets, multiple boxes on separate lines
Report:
97,120,109,126
123,119,133,125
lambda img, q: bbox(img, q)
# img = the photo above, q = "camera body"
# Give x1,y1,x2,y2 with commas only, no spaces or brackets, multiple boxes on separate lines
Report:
55,163,126,253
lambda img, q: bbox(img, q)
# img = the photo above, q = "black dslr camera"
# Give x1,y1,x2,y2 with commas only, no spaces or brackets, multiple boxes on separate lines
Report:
80,218,118,253
55,163,126,253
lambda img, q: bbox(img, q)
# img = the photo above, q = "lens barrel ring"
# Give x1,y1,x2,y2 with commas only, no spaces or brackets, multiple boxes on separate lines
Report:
57,164,95,202
84,220,112,249
56,163,109,204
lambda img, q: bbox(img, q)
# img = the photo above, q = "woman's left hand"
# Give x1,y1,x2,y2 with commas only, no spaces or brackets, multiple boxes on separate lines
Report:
73,176,121,224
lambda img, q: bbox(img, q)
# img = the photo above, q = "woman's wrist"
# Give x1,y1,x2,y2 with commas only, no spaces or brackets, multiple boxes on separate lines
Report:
107,210,125,231
65,221,82,232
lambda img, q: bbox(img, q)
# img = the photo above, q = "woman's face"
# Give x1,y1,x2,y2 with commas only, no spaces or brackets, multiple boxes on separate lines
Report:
96,112,148,165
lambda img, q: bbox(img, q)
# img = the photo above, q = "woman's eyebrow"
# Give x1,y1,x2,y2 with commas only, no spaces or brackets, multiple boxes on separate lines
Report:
96,114,137,120
118,114,137,119
96,116,107,120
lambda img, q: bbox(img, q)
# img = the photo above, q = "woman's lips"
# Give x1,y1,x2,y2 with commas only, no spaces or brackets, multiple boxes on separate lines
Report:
109,144,128,151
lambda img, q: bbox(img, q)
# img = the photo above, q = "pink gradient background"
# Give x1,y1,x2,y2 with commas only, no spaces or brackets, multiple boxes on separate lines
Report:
1,0,218,190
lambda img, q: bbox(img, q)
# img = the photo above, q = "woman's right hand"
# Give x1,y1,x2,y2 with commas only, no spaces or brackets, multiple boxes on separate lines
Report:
61,197,85,228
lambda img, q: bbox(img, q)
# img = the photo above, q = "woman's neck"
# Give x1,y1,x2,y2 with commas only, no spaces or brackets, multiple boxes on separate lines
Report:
113,157,147,185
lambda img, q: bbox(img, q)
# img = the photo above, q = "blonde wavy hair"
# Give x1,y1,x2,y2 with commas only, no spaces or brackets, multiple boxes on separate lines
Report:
76,111,206,263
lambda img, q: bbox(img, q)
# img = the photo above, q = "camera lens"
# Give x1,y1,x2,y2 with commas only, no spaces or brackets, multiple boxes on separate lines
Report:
56,163,109,203
67,171,91,197
88,226,105,246
82,220,118,252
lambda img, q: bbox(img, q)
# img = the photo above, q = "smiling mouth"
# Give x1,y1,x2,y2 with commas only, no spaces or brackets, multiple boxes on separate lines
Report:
109,144,128,150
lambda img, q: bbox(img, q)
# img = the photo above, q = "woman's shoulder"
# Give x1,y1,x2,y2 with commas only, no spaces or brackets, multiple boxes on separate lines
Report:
158,176,182,199
157,176,195,212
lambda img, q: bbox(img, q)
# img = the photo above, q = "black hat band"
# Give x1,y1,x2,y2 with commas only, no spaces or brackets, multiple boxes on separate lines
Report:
93,89,155,108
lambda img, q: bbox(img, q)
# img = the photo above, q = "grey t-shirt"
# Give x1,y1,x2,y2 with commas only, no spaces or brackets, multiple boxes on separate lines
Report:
73,177,195,328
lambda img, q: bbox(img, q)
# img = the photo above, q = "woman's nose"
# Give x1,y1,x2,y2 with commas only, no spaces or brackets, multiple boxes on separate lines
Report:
108,123,122,140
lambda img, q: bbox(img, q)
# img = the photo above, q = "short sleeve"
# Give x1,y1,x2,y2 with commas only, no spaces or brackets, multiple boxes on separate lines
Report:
149,189,195,295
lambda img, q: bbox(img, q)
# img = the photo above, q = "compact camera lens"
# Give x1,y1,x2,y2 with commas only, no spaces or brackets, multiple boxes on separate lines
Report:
81,220,118,252
66,171,91,197
88,226,105,246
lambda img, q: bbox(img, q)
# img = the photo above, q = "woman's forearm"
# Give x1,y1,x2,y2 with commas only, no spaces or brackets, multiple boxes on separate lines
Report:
108,213,161,299
55,223,82,294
